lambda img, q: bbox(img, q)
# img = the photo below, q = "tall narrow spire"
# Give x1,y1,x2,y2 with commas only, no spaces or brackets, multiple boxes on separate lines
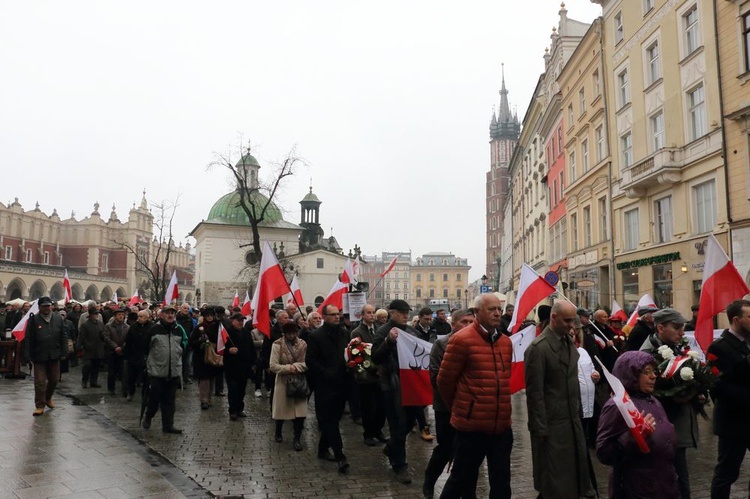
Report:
497,63,512,123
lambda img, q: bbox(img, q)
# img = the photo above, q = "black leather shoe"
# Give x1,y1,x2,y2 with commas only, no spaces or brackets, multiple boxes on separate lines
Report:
237,412,247,418
337,459,350,473
142,416,152,429
274,434,283,443
376,432,389,443
215,391,226,397
394,468,412,484
230,413,239,421
317,450,337,462
293,438,303,451
364,437,379,447
163,427,183,434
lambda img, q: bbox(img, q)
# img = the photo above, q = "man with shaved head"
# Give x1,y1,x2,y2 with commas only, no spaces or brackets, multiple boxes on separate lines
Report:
525,301,594,498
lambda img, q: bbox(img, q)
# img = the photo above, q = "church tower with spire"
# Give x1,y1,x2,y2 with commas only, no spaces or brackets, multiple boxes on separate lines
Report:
486,64,520,282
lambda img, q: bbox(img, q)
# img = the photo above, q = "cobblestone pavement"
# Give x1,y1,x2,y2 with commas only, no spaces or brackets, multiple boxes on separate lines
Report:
1,368,748,498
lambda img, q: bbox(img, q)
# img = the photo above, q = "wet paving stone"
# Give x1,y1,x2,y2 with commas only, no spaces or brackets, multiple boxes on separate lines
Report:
2,369,749,498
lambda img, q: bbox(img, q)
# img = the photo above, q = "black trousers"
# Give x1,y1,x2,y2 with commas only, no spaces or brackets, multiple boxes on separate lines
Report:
316,392,347,460
383,388,408,471
214,368,225,394
675,447,691,499
81,358,102,385
126,359,145,397
406,405,428,431
357,382,385,439
711,435,750,499
146,376,179,430
226,375,248,415
424,411,461,491
440,429,513,499
107,353,125,394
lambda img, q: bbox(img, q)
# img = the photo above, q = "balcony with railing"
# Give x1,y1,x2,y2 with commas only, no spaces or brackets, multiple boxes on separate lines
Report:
621,147,683,198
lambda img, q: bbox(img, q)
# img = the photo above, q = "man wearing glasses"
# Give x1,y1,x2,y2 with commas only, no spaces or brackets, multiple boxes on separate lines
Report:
640,308,699,499
708,299,750,498
306,305,354,473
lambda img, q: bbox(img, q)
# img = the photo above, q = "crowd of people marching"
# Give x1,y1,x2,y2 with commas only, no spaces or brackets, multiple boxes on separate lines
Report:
2,294,749,499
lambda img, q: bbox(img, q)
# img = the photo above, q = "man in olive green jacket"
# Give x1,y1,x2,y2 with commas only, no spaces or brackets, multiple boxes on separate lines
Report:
525,301,594,499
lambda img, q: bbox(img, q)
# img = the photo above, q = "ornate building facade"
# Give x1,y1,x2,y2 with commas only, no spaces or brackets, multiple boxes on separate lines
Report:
0,194,195,303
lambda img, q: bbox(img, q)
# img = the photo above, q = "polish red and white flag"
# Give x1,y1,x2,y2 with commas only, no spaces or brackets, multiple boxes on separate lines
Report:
507,264,556,334
12,300,39,342
509,324,536,394
63,269,72,304
251,241,292,337
341,257,358,284
611,299,628,322
163,270,179,307
695,234,750,352
129,290,140,307
289,274,304,307
231,290,240,309
396,329,433,406
316,280,348,315
240,290,252,317
595,357,652,454
379,256,398,278
216,322,229,355
625,294,656,328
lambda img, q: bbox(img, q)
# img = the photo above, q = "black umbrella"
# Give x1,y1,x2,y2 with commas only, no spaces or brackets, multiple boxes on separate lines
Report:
139,373,150,425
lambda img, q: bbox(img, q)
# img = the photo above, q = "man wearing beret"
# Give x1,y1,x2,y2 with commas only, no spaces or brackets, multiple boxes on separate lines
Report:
372,299,420,485
640,308,700,499
23,296,67,416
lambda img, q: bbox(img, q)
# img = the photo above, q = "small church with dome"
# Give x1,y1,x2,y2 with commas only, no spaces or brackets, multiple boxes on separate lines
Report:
190,153,350,307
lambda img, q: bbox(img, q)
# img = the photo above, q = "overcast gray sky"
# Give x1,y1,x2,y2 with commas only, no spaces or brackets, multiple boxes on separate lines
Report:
1,1,601,281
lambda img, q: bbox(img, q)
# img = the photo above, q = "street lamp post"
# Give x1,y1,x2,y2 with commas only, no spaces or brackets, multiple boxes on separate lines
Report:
464,289,468,308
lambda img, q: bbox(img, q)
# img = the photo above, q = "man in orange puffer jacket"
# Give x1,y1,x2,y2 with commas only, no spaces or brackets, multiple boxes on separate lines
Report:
437,293,513,499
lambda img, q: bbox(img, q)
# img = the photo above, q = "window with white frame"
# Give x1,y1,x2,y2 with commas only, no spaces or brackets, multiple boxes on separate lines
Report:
569,152,577,183
26,248,32,263
579,88,586,114
568,104,574,127
584,206,592,247
4,246,11,260
654,196,673,243
557,128,563,153
744,12,750,73
688,83,706,140
646,40,661,84
615,11,624,44
684,5,700,55
650,111,665,151
571,213,579,251
624,208,639,250
582,139,589,172
693,179,717,233
598,197,608,242
560,171,565,199
43,251,50,265
621,132,633,167
618,68,630,107
102,253,109,272
596,126,604,162
644,0,654,14
593,69,601,97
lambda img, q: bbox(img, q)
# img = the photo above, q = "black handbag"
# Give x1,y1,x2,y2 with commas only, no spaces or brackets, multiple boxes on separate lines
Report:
284,339,309,398
286,373,310,398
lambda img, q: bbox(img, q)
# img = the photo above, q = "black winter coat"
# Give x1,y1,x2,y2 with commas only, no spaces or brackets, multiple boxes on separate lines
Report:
223,320,257,380
708,330,750,439
306,322,354,420
189,320,222,379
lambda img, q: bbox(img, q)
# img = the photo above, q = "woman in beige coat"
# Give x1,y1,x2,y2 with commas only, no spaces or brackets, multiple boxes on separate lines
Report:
269,322,308,451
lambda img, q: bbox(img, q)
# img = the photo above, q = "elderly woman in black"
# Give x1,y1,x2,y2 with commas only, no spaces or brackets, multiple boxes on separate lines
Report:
189,307,221,410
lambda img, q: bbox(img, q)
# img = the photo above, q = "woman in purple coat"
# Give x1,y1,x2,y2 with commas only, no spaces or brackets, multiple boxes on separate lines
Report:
596,351,679,498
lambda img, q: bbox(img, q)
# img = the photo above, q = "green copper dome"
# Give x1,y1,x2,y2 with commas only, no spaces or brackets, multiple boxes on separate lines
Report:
206,191,283,226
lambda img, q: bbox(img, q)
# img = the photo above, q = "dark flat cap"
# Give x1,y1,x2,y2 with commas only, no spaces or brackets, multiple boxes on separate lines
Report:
38,296,53,306
653,308,688,325
576,308,591,317
638,306,659,315
388,299,411,312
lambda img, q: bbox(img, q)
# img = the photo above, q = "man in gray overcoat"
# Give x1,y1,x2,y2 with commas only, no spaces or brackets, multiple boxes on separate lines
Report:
525,300,594,498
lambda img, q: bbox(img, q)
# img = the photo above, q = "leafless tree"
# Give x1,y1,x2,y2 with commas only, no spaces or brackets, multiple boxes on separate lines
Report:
116,197,180,302
209,138,305,265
